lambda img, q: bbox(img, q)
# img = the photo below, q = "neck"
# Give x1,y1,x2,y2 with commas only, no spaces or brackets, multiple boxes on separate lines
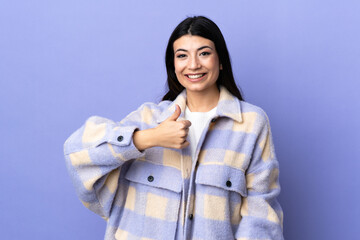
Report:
186,85,220,112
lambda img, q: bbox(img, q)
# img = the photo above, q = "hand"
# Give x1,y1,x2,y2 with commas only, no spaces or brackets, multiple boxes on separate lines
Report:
152,104,191,149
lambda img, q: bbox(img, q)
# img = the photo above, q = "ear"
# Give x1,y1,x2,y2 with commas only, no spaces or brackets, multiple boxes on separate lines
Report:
220,63,223,70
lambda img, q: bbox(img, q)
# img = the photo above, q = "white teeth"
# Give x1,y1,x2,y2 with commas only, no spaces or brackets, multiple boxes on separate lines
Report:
187,74,205,79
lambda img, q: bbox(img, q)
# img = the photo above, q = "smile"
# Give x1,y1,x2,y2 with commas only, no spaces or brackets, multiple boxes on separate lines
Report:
185,73,207,82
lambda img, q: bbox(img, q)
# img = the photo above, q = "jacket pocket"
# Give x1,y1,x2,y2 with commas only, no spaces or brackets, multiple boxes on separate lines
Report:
195,164,247,197
116,160,182,240
124,159,182,193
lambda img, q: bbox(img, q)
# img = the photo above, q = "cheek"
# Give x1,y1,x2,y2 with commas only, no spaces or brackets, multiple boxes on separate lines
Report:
174,60,185,73
210,56,220,66
204,54,219,68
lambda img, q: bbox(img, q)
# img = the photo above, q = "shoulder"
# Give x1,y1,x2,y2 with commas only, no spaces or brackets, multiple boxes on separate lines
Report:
82,100,173,128
134,100,172,114
118,100,172,123
239,100,271,129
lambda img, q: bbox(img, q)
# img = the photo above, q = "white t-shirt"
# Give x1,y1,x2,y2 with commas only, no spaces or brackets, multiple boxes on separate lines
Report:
184,104,218,161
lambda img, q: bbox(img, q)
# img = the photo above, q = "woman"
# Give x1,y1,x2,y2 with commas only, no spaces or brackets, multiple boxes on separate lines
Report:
64,16,284,240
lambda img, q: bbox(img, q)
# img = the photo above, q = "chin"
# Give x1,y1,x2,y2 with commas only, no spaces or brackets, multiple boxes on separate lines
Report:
185,83,215,92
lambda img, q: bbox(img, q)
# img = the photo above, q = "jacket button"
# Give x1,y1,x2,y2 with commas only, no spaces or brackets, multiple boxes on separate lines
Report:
117,135,123,142
147,175,154,182
226,180,232,187
189,214,193,220
211,118,217,122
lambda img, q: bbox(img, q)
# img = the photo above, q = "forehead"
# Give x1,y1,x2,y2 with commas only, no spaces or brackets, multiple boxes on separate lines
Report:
173,35,215,50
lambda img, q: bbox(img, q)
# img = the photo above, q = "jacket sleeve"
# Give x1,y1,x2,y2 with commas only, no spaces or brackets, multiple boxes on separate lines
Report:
63,104,147,219
236,111,284,240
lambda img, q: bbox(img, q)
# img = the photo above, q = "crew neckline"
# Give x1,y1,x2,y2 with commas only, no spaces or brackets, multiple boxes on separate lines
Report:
185,105,217,114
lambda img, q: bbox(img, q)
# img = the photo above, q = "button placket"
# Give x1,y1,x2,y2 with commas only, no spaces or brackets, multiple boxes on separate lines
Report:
184,116,217,238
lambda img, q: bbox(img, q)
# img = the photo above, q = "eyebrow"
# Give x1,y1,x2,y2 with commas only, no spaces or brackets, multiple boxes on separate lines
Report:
175,46,213,53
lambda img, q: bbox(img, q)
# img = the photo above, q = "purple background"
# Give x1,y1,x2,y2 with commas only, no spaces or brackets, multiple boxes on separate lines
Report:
1,1,359,239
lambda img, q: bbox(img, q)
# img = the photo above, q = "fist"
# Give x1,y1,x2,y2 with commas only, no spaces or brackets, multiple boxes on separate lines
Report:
153,104,191,149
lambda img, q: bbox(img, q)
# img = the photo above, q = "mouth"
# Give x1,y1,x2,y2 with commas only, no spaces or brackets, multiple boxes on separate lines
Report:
185,73,207,82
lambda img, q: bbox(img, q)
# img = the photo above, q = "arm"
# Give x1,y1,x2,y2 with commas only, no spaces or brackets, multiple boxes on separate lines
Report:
236,111,284,240
133,127,157,152
63,104,149,219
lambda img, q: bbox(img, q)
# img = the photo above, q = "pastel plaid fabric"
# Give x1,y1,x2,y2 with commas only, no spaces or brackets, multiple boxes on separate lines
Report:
64,85,284,240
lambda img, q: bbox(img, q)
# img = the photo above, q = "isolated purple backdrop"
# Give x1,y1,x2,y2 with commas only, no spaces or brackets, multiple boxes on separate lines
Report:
1,1,359,239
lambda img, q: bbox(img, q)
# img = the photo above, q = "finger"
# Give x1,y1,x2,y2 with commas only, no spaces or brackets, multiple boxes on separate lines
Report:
181,140,190,149
185,128,189,134
167,104,181,121
182,120,192,128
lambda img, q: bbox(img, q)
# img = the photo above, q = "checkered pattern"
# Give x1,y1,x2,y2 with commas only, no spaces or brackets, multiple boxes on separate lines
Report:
64,85,284,240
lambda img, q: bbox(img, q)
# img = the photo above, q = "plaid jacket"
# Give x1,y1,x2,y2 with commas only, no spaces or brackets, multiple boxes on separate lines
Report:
64,85,284,240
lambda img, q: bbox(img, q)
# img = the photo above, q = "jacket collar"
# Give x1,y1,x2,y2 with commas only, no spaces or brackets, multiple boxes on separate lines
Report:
157,84,243,124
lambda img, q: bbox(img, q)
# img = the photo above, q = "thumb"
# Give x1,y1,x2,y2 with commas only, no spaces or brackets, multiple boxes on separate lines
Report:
166,104,181,121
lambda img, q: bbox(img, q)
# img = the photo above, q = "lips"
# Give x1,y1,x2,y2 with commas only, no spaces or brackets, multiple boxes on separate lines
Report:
185,73,207,79
184,73,207,82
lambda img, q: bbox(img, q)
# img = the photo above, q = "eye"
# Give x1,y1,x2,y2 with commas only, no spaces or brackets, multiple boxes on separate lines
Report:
200,51,211,56
176,54,186,58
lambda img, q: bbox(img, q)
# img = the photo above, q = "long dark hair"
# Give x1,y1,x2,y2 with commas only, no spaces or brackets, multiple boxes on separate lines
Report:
161,15,244,101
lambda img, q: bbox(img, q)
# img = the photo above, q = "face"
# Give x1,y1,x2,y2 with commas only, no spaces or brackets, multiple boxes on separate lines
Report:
173,34,222,94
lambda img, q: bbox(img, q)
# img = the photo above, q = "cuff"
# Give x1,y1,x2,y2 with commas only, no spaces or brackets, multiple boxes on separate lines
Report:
108,125,146,160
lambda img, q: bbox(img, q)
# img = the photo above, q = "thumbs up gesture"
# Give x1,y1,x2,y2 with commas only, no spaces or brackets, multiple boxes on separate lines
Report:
152,104,192,149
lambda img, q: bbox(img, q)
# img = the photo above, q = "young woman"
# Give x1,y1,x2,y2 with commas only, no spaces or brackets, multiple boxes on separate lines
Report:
64,16,284,240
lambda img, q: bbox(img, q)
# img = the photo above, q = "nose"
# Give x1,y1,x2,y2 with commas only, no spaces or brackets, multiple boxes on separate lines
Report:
188,55,201,70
